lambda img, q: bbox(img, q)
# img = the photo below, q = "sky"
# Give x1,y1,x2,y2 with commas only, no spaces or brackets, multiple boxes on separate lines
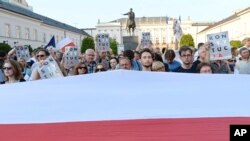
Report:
26,0,250,28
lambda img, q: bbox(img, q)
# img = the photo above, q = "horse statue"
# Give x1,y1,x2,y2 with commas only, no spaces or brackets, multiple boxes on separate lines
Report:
123,8,136,36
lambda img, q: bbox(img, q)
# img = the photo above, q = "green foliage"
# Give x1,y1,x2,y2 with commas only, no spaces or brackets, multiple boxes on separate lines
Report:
81,36,95,53
109,38,118,55
0,43,12,54
26,45,33,53
230,40,242,48
180,34,195,48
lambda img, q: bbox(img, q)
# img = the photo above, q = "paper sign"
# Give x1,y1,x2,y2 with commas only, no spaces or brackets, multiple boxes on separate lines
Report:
96,34,110,52
64,47,79,68
142,32,151,48
207,31,232,60
15,45,30,61
37,56,63,79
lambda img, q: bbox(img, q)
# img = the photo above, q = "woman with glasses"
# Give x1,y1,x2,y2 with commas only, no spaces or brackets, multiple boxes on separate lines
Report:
95,64,106,73
1,59,25,84
73,63,88,75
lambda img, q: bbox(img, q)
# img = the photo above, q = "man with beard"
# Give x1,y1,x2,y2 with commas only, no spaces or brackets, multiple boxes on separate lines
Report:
173,46,197,73
140,48,153,71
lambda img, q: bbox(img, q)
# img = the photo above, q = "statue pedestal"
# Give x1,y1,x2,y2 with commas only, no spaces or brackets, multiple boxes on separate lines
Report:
122,36,138,51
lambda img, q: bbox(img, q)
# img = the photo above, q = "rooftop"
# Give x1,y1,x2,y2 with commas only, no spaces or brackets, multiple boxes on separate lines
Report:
0,0,88,36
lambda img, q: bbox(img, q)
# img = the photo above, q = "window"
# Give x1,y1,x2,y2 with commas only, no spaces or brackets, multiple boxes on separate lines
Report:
56,35,59,43
4,24,11,37
25,28,30,39
16,26,21,38
43,33,46,43
33,29,38,41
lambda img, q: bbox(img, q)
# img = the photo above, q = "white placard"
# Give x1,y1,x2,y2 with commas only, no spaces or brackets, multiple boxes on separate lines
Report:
173,21,183,41
142,32,151,48
64,47,79,68
96,34,110,52
37,56,63,79
207,31,232,60
15,45,30,61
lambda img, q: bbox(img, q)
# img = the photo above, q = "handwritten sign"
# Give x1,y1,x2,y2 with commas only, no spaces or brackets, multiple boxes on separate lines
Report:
37,56,63,79
96,33,110,52
15,45,30,61
64,47,79,68
207,31,232,60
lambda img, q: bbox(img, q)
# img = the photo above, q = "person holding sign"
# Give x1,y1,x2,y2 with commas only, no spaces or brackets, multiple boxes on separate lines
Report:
31,49,63,80
0,60,25,84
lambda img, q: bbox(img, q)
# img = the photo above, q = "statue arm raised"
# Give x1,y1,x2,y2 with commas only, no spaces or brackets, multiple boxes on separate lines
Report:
123,12,129,15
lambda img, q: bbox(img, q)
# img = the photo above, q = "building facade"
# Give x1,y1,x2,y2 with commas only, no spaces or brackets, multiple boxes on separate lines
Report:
84,17,212,49
0,0,87,48
197,6,250,42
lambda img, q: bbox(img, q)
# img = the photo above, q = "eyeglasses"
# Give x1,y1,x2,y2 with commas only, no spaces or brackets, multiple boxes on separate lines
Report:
3,67,12,70
36,55,45,58
228,59,236,63
96,68,105,72
78,66,87,70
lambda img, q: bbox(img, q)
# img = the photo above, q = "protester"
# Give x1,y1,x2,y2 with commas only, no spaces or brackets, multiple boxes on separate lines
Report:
109,57,118,71
119,57,131,70
95,64,106,73
173,46,197,73
197,62,213,74
210,60,231,74
164,49,181,72
227,47,238,72
153,52,169,72
84,49,97,73
73,63,88,75
96,51,109,70
116,50,141,71
152,61,166,72
134,51,140,61
0,51,7,82
18,57,31,80
234,47,250,74
140,48,153,71
0,59,25,84
193,43,210,70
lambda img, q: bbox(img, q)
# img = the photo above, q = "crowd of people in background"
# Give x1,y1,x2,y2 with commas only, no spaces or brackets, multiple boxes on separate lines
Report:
0,37,250,85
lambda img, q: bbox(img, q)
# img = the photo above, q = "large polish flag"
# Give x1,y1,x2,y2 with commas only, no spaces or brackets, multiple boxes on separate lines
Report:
0,71,249,141
56,37,76,52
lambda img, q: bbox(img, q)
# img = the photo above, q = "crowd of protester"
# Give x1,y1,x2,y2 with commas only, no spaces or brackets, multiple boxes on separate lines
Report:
0,37,249,85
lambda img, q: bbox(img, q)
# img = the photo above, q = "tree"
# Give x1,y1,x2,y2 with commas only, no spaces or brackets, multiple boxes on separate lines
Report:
26,45,33,53
109,38,118,55
180,34,195,48
81,36,95,53
230,40,242,48
0,43,12,54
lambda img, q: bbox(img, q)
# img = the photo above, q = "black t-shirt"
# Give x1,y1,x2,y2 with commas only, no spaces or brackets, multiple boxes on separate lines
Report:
192,60,201,71
173,65,197,73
